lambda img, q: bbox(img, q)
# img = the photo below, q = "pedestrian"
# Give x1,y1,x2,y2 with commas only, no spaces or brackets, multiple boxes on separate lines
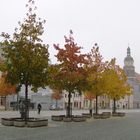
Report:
37,103,42,114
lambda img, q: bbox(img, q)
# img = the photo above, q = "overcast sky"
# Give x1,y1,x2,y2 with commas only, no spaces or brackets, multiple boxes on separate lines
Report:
0,0,140,72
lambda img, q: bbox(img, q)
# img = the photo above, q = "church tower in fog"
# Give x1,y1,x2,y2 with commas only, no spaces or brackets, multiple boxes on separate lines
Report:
123,47,135,80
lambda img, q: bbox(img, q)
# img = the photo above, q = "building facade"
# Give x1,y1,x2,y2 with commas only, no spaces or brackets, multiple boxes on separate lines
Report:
123,47,140,108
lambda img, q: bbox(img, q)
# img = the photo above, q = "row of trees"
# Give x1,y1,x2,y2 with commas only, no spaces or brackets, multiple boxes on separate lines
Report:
0,0,131,121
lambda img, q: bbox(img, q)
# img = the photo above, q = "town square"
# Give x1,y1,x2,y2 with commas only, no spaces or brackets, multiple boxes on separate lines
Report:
0,0,140,140
0,109,140,140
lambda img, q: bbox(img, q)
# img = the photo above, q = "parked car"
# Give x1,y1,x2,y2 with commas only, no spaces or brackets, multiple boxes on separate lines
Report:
49,104,63,110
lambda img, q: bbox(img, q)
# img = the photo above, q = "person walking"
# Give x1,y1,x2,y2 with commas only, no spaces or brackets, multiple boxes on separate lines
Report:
37,103,42,114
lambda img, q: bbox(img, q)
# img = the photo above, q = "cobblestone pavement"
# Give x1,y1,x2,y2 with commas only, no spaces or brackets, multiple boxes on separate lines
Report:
0,109,140,140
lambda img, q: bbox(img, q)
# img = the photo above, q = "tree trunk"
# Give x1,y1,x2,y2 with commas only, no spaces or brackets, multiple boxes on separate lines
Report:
113,98,116,113
89,100,92,116
56,100,58,108
95,95,98,115
25,83,29,123
67,91,72,117
16,92,19,110
4,96,7,111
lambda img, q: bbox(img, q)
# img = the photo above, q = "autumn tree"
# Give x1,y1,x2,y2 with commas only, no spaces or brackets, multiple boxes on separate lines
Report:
102,58,131,113
0,0,49,121
51,89,62,108
0,73,16,110
52,31,88,117
85,44,108,115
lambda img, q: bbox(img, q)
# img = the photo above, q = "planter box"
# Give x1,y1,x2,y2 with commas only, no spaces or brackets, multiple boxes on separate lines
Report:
1,117,48,127
93,114,102,119
14,119,25,127
102,112,111,116
112,113,118,117
73,116,86,122
101,112,111,119
1,118,20,126
112,112,125,117
93,112,111,119
1,118,14,126
82,113,91,118
118,112,125,117
51,115,64,121
27,118,48,127
63,117,72,122
100,115,109,119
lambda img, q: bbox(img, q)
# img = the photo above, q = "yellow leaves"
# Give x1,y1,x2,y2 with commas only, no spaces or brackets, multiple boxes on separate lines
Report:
0,59,7,72
86,46,107,96
102,60,131,100
84,91,95,100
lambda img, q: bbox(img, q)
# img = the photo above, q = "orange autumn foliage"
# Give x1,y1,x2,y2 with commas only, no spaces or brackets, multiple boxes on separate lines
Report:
51,89,62,100
84,91,95,100
0,75,16,96
53,33,88,92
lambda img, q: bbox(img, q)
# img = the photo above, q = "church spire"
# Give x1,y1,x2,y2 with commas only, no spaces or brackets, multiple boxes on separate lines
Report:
127,47,131,56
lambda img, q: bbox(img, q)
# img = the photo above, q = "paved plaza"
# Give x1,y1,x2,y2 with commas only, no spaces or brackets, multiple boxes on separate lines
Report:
0,109,140,140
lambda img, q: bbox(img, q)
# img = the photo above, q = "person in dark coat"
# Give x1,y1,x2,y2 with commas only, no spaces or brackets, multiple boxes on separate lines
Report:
37,103,42,114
